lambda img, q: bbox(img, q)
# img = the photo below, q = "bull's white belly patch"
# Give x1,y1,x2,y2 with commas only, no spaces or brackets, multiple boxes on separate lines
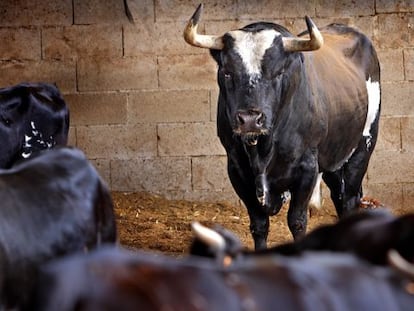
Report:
363,77,380,148
229,29,279,80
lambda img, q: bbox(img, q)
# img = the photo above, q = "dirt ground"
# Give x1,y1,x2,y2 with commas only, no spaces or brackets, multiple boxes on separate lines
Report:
113,191,346,255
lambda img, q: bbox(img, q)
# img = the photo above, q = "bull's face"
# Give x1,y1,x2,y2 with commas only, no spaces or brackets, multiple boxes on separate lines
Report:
0,91,28,168
0,84,69,168
212,29,290,146
184,4,323,147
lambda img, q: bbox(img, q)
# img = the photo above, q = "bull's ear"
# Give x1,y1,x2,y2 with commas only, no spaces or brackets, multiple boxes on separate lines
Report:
210,49,222,65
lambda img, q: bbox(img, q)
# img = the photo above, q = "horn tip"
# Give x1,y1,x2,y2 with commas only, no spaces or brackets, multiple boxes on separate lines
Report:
192,3,204,24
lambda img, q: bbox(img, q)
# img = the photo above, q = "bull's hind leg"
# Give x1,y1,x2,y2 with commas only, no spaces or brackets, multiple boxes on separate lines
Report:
323,124,379,217
324,72,380,217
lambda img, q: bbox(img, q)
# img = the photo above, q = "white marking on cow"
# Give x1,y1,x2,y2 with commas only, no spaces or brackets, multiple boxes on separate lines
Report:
21,152,31,158
363,77,380,149
21,120,55,158
229,29,280,81
24,135,31,147
309,173,323,209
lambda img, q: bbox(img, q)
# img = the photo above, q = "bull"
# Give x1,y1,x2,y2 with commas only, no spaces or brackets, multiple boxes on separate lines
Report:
0,82,69,168
0,147,117,309
190,209,414,266
184,4,381,249
28,246,414,311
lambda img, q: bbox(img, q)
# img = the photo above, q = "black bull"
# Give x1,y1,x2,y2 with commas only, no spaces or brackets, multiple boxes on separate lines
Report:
184,4,381,249
29,247,414,311
0,147,117,309
0,82,69,168
190,209,414,267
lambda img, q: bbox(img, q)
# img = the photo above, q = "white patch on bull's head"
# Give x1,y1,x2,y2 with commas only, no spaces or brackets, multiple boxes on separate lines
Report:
228,29,280,81
21,120,55,158
363,77,380,149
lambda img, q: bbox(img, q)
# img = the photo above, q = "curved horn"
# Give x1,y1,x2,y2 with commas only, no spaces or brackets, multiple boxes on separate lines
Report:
388,249,414,279
191,221,226,252
282,16,323,52
183,4,224,50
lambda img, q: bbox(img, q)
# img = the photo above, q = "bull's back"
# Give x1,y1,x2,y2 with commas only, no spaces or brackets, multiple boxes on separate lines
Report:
304,24,380,171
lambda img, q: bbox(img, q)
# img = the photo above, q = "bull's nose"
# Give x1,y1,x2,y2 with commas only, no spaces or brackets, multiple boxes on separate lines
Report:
236,110,265,132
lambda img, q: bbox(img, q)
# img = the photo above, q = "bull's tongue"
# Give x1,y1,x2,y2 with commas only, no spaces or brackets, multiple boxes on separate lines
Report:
246,136,258,146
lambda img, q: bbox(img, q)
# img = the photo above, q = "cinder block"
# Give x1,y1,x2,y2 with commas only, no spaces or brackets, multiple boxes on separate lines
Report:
76,124,157,159
0,60,76,93
157,122,226,156
110,157,191,192
404,48,414,81
128,90,210,124
90,158,111,186
65,93,127,126
158,54,217,90
123,0,154,25
0,0,72,26
205,20,246,36
377,49,404,82
210,88,219,121
155,0,236,22
364,182,403,210
42,25,122,60
123,23,156,56
376,116,401,151
67,126,77,146
237,1,315,19
367,150,414,183
74,0,129,25
192,155,232,191
77,56,157,91
376,14,412,49
402,184,414,213
125,20,206,56
316,0,374,17
401,117,414,152
381,81,413,116
376,0,414,13
0,28,40,60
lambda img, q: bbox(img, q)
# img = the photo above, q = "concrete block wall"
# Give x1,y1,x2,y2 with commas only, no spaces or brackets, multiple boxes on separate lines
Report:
0,0,413,209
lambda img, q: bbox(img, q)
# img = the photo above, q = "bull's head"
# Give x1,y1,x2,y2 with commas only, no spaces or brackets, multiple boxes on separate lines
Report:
184,4,323,147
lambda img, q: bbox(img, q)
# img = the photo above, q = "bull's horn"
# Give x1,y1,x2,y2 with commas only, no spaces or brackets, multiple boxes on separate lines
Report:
282,16,323,52
191,221,226,251
388,249,414,279
183,3,224,50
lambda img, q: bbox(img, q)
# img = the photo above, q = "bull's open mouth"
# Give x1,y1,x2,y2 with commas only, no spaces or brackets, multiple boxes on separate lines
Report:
245,133,259,146
234,130,268,146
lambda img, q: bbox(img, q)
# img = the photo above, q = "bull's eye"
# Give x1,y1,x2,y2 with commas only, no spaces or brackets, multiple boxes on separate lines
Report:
0,116,12,126
224,73,232,80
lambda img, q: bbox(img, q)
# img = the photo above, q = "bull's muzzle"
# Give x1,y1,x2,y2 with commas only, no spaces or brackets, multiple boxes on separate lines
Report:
235,110,267,146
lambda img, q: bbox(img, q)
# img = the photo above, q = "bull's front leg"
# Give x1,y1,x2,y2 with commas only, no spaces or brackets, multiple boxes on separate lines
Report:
287,161,319,240
247,205,270,250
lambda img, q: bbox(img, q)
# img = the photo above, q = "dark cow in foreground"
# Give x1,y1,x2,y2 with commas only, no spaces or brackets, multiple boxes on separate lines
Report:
184,4,381,249
0,147,117,309
28,246,414,311
190,209,414,266
0,82,69,168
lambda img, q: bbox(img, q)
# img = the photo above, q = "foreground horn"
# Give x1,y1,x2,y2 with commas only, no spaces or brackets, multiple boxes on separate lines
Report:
388,249,414,279
191,221,226,252
282,16,323,52
183,3,224,50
